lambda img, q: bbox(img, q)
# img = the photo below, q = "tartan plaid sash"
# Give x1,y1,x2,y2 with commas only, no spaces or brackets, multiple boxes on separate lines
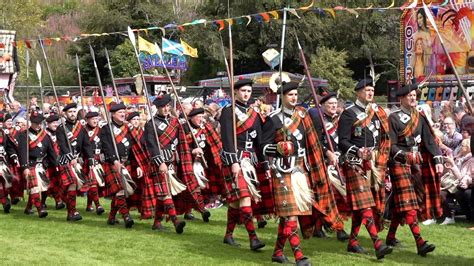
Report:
236,107,258,135
7,128,19,147
29,129,47,149
88,127,100,142
373,106,390,170
46,130,60,154
353,104,375,129
159,118,179,147
112,123,129,144
67,122,83,141
398,109,419,138
130,127,149,170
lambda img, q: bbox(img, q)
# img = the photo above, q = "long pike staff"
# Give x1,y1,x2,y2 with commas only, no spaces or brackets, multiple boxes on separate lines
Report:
38,37,73,154
89,44,129,198
126,27,162,157
422,3,472,113
153,43,208,168
227,1,237,152
104,48,120,102
278,7,288,110
35,61,44,110
75,54,86,117
294,31,345,185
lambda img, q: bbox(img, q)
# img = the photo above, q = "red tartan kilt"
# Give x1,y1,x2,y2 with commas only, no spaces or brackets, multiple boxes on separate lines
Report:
421,152,442,219
251,164,274,216
333,188,350,217
82,160,99,187
342,163,376,210
58,165,77,188
201,166,222,198
221,166,251,203
173,191,202,215
127,175,142,211
9,166,24,198
390,163,419,212
148,163,170,197
46,167,62,192
102,163,129,197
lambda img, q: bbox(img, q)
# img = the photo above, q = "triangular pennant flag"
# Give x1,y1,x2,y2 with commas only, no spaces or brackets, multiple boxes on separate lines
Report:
255,14,263,23
324,8,336,19
269,11,279,19
44,38,52,46
383,0,395,9
138,36,156,54
288,8,301,18
162,37,184,56
260,12,270,22
25,40,32,49
245,16,252,26
180,38,198,58
432,7,439,17
215,20,225,31
225,18,234,26
299,0,314,11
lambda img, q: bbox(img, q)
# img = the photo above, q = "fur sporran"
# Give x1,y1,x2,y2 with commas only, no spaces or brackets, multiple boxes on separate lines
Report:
290,167,314,212
240,157,261,201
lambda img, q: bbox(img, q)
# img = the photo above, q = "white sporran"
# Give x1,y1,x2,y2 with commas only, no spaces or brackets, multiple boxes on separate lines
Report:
193,161,208,189
240,157,261,201
168,167,186,196
290,167,314,212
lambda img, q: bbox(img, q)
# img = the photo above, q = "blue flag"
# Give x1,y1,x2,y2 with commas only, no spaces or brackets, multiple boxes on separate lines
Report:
162,37,184,56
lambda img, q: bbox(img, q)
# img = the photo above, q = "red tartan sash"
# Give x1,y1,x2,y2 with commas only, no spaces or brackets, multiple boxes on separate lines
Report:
353,104,375,129
159,118,179,147
236,108,258,135
186,126,205,144
325,116,339,136
398,109,419,138
46,131,60,154
29,129,47,149
88,127,100,142
275,110,302,141
68,122,83,141
113,124,129,144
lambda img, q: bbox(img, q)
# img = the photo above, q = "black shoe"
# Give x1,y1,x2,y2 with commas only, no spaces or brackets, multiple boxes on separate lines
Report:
347,245,367,254
55,202,66,210
296,257,311,266
375,244,393,260
174,220,186,234
271,255,291,264
38,209,48,218
184,213,195,220
24,208,34,215
96,206,105,215
86,206,94,212
202,210,211,223
124,215,134,228
258,220,267,229
313,229,327,238
386,238,402,248
250,238,265,251
337,230,349,241
417,242,435,257
223,236,241,247
11,198,20,205
67,212,82,222
3,200,11,213
107,218,120,225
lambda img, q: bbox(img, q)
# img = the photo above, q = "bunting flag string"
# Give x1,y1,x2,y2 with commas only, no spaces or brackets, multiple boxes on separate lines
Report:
0,1,465,49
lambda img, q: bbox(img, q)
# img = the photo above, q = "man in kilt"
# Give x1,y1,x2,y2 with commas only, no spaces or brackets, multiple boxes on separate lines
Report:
56,103,94,221
183,107,221,222
43,112,66,210
83,111,105,215
16,111,57,218
145,94,191,234
262,82,341,265
0,111,13,213
101,103,144,228
126,111,155,220
219,79,266,250
308,91,350,241
4,113,25,205
385,84,442,256
338,78,393,259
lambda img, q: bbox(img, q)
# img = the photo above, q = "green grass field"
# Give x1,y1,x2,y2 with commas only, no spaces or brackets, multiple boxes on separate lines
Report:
1,196,473,265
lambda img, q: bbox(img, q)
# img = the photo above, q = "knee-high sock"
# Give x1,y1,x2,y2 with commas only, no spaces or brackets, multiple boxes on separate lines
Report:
286,220,304,261
66,190,77,215
349,211,362,247
153,199,164,225
30,193,42,211
0,186,6,205
225,206,240,238
41,191,47,205
405,210,425,247
108,198,118,220
115,195,129,217
386,212,401,241
273,218,287,257
163,198,178,225
88,186,100,207
240,206,257,240
361,208,382,249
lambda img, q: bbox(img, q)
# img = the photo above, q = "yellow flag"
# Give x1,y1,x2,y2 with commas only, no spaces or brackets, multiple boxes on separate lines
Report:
138,36,156,54
180,39,198,58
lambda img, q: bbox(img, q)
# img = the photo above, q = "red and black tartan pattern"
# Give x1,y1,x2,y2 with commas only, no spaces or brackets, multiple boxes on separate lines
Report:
390,163,419,212
102,163,132,197
25,165,45,189
46,167,63,198
274,107,342,229
58,164,77,189
8,166,24,199
420,151,442,220
251,162,274,216
342,163,376,210
130,127,155,219
158,118,180,147
149,164,171,197
221,165,252,203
